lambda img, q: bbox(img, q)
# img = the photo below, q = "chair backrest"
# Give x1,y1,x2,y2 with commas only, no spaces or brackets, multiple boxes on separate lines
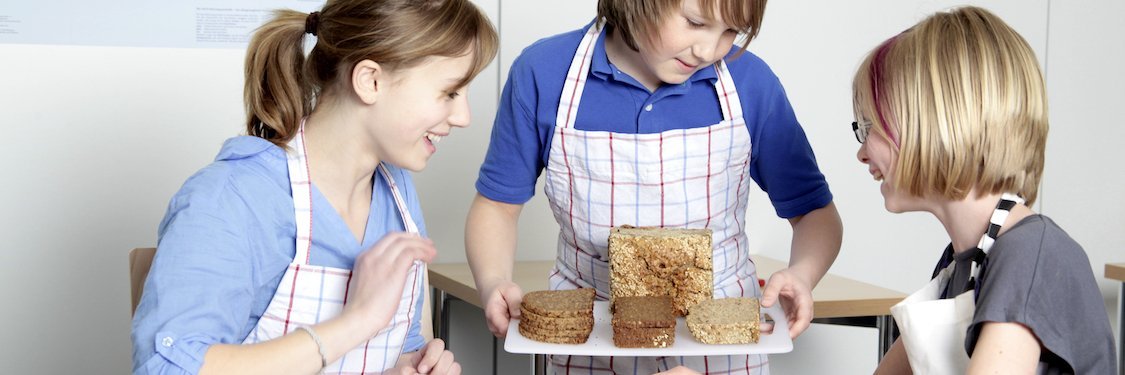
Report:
129,247,156,316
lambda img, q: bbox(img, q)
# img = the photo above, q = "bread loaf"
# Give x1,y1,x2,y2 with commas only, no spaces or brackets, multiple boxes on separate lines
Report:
608,226,712,316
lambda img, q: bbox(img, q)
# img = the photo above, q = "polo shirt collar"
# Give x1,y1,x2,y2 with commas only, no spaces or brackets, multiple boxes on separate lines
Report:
587,24,720,92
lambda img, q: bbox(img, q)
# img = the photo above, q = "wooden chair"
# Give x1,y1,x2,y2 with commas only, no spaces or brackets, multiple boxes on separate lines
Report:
129,247,156,316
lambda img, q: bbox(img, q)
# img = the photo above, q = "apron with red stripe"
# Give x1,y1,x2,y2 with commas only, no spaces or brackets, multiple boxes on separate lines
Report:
544,21,767,374
242,121,425,374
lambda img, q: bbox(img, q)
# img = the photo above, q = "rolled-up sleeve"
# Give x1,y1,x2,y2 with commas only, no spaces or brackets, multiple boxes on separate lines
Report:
132,171,256,374
746,74,833,218
476,53,548,205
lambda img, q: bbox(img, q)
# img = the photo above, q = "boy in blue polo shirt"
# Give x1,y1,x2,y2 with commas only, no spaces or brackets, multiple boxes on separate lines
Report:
466,0,842,373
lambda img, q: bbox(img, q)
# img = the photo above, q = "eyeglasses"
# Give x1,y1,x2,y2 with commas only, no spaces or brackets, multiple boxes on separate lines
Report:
851,120,872,144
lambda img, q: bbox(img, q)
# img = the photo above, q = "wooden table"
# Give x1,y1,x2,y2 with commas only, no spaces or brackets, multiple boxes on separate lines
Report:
1106,262,1125,375
429,256,906,373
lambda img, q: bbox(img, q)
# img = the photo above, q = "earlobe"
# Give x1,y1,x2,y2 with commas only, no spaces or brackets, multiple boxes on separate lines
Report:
352,59,382,105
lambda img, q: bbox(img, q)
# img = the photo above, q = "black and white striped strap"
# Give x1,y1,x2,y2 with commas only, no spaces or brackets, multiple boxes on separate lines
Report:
968,193,1025,283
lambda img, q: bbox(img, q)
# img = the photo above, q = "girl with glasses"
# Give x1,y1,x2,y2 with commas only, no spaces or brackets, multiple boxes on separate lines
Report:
853,6,1115,374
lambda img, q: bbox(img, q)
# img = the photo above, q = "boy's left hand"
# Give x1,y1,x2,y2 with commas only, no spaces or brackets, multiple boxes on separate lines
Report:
760,269,814,339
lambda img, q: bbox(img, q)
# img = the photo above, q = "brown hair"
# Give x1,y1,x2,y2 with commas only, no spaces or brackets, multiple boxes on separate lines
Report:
597,0,766,53
852,6,1048,204
244,0,499,146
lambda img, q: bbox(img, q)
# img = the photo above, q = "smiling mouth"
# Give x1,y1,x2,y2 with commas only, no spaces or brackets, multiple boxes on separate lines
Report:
425,133,444,145
676,59,698,69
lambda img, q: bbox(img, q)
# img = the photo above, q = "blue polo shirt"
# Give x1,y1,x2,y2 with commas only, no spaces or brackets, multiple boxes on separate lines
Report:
131,136,427,374
477,24,831,218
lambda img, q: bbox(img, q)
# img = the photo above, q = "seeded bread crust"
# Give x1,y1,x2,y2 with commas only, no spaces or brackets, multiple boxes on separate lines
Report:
686,297,760,344
609,226,713,316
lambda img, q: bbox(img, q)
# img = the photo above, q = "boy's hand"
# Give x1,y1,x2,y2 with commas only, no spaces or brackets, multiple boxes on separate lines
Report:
760,268,814,339
481,281,523,338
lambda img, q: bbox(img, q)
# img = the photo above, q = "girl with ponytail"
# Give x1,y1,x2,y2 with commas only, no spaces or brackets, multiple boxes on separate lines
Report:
132,1,497,374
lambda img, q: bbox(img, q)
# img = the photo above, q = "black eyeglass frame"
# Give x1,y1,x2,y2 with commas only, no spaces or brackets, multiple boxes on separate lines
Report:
851,120,872,144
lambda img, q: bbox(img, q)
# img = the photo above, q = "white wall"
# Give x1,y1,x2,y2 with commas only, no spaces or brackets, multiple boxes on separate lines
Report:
1,0,1121,373
1,45,245,372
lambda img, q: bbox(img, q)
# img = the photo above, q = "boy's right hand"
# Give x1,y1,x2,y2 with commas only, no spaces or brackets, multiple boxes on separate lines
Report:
481,281,522,338
343,232,437,338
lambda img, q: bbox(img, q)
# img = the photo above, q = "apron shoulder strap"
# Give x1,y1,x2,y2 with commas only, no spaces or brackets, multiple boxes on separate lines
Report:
968,192,1025,297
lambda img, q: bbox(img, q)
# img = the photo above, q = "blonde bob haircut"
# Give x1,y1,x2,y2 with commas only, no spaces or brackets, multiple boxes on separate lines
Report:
852,6,1048,205
597,0,766,54
244,0,499,147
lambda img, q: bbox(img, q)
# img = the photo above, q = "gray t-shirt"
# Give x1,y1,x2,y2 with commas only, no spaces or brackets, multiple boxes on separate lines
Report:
934,215,1116,374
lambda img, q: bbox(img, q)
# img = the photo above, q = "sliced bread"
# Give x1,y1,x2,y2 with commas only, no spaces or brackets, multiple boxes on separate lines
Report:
686,297,760,344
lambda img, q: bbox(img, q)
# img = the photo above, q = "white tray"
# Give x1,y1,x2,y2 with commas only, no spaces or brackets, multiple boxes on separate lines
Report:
504,301,793,357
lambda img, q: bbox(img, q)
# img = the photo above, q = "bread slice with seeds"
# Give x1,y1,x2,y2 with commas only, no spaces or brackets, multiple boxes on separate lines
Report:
686,297,760,344
520,288,595,317
517,288,595,344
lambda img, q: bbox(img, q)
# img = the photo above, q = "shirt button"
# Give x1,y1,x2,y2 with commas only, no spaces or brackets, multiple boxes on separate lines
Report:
645,104,653,111
162,337,174,347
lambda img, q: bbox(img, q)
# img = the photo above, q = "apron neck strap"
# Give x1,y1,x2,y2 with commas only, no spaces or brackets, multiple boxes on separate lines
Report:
377,163,420,234
555,19,743,129
287,122,315,264
968,192,1025,287
286,120,420,265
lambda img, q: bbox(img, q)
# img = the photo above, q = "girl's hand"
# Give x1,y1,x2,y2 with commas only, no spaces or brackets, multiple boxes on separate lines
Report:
480,281,522,338
413,339,460,375
342,232,437,338
760,268,815,339
654,366,702,375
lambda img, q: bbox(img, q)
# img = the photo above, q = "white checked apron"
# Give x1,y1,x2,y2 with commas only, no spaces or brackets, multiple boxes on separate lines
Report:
242,122,426,374
544,21,767,374
890,193,1023,375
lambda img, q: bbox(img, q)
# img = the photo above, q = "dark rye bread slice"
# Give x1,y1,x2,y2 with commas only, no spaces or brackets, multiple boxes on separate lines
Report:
520,308,594,331
517,322,591,344
517,288,595,344
519,320,593,337
611,295,677,348
611,296,675,329
612,327,675,348
686,297,760,344
520,288,595,318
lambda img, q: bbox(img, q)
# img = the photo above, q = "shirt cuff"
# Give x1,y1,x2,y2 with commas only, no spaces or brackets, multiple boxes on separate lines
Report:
475,176,534,205
149,331,209,374
771,185,833,219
